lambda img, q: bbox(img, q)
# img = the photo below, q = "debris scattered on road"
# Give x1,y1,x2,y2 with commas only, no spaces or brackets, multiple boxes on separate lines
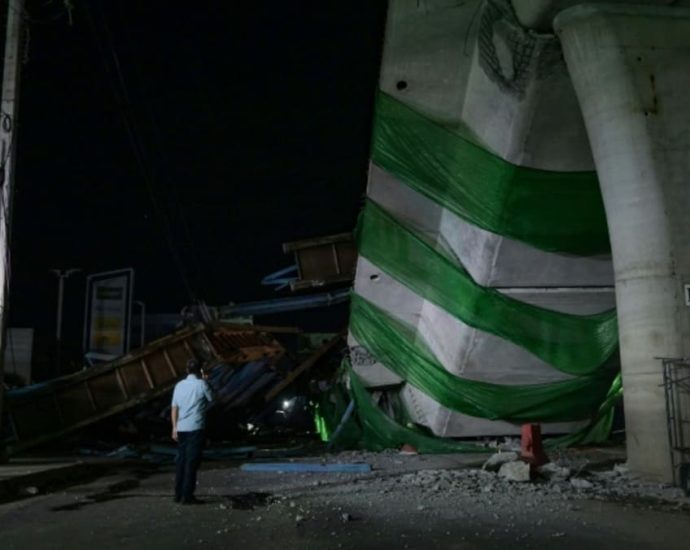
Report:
498,460,531,482
240,462,372,474
229,491,272,510
570,478,594,490
538,462,571,482
483,451,519,471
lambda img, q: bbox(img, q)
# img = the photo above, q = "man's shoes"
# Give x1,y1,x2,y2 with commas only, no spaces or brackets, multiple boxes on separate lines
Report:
181,497,203,505
173,496,182,503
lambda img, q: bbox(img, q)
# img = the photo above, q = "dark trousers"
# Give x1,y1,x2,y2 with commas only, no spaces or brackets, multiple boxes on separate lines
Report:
175,430,204,500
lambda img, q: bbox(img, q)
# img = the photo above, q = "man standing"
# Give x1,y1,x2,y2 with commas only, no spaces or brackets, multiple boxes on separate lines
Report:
171,358,213,504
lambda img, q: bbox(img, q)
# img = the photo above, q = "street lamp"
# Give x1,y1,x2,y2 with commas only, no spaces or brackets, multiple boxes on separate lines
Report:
50,268,80,375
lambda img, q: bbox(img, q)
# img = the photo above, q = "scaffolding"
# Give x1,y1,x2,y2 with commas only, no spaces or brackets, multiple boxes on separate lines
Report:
660,357,690,493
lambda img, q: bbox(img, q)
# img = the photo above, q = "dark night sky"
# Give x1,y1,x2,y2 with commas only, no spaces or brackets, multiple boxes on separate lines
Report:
6,0,386,365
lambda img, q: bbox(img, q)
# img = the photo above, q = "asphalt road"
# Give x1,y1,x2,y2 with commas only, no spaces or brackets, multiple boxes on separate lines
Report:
0,453,688,550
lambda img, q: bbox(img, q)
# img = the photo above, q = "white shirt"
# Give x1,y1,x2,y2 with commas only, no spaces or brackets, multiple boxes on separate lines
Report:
171,374,213,432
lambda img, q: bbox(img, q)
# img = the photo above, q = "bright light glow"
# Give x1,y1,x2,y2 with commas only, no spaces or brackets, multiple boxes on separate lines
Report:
282,400,291,409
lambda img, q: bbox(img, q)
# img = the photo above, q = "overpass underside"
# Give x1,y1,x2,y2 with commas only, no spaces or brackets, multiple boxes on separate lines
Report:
349,0,690,482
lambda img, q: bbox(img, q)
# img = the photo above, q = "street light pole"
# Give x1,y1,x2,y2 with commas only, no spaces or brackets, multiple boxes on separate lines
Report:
51,268,80,375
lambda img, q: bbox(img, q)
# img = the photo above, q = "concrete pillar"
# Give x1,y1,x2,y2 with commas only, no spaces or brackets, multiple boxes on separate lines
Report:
556,4,690,482
352,0,615,438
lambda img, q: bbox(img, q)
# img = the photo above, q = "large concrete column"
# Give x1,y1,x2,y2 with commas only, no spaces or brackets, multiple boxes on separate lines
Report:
351,0,616,438
556,4,690,482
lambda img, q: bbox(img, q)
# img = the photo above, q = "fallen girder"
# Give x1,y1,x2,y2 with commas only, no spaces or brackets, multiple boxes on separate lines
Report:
1,323,285,456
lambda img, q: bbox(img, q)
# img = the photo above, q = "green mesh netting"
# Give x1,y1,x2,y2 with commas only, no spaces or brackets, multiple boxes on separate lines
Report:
314,362,621,453
350,294,617,423
357,200,618,375
347,363,621,452
348,363,485,453
314,384,360,446
371,91,610,255
546,371,622,447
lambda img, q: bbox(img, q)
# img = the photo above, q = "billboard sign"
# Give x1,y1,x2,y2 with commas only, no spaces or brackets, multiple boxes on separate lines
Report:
83,269,134,362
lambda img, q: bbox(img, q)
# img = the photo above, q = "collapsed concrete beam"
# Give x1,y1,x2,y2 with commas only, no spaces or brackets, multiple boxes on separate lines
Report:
511,0,673,31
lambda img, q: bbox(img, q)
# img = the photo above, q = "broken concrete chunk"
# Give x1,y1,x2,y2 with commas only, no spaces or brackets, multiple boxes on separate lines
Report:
613,463,630,476
570,478,593,490
483,451,519,472
498,461,531,482
538,462,571,482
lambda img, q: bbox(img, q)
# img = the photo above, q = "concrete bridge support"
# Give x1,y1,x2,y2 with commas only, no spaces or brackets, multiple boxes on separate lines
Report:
351,0,615,437
556,4,690,482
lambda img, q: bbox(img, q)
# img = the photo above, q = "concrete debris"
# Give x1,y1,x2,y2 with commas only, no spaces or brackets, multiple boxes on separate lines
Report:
341,512,352,522
486,437,521,452
570,478,594,490
19,486,40,496
614,463,630,476
483,451,519,471
295,515,305,524
538,462,571,482
366,456,689,512
498,461,531,482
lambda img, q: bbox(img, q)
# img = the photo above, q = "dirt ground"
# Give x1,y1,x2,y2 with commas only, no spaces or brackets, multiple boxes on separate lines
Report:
1,450,689,550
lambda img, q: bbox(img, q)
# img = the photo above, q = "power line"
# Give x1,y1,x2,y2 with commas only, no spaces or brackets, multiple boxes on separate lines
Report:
109,6,211,297
83,2,199,303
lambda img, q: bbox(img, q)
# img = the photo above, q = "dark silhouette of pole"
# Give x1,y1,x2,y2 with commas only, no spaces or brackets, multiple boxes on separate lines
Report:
51,268,80,375
0,0,24,455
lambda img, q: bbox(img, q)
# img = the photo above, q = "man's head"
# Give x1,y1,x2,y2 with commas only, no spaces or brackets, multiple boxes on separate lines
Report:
186,358,202,376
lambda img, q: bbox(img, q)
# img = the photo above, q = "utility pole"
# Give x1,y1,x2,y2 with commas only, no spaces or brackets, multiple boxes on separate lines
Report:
134,300,146,348
51,268,80,375
0,0,25,451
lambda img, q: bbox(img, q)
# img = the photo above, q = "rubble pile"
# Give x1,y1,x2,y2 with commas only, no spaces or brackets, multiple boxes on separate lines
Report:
366,453,690,512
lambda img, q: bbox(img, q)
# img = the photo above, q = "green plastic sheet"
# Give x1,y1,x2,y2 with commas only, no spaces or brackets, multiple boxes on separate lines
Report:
349,294,617,423
314,384,360,446
357,200,618,375
345,363,621,452
313,361,621,453
348,363,486,453
371,92,610,255
547,372,622,448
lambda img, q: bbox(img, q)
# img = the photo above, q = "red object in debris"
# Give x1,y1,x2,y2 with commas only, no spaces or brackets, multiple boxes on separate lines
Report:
521,423,549,467
400,443,418,455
